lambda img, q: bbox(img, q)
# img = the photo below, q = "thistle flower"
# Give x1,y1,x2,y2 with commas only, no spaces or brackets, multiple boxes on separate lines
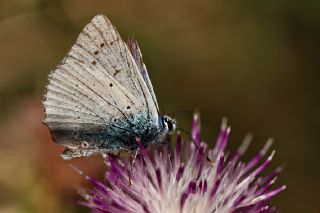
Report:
79,114,285,213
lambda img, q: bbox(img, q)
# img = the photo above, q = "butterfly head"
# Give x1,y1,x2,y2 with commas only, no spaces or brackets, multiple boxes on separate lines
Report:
161,115,176,134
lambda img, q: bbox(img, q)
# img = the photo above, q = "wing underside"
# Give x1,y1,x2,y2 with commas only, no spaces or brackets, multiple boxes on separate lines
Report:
43,15,160,158
126,38,159,111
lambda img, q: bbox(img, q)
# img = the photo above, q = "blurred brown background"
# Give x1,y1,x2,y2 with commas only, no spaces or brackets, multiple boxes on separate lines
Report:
0,0,319,212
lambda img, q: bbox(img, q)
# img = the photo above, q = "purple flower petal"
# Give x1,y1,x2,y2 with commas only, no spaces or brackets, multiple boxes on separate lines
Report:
176,163,185,182
79,113,285,213
192,113,201,145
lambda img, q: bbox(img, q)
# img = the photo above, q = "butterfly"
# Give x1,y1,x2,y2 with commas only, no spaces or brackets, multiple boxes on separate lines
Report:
43,14,176,160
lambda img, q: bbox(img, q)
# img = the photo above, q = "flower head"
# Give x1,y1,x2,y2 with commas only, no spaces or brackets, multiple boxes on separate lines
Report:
80,114,285,213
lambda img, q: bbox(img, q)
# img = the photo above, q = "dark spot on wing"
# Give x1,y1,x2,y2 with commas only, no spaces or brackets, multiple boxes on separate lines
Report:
114,119,117,122
127,106,131,109
113,69,120,77
81,141,89,148
94,50,99,55
110,41,114,45
77,116,80,119
100,43,105,47
92,61,96,65
109,83,113,87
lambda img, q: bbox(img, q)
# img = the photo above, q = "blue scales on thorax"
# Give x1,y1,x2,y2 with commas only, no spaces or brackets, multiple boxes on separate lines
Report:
75,113,163,151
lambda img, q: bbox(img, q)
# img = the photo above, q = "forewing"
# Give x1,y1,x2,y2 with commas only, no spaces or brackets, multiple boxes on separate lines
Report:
126,38,159,111
63,15,158,120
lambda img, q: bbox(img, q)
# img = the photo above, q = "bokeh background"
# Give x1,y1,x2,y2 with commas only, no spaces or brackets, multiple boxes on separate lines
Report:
0,0,319,212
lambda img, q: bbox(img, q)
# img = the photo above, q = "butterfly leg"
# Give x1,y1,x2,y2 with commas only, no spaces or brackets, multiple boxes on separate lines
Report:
206,156,215,166
129,149,139,186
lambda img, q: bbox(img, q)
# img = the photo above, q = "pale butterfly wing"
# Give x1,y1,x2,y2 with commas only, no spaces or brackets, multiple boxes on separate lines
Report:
43,15,160,159
44,62,140,157
63,14,158,119
126,38,159,111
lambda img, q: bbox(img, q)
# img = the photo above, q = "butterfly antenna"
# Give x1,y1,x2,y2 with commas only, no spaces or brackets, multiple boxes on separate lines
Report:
176,126,200,149
129,149,139,186
165,109,194,119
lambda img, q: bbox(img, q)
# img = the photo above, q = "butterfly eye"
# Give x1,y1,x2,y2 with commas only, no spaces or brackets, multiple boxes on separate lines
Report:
167,120,173,132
